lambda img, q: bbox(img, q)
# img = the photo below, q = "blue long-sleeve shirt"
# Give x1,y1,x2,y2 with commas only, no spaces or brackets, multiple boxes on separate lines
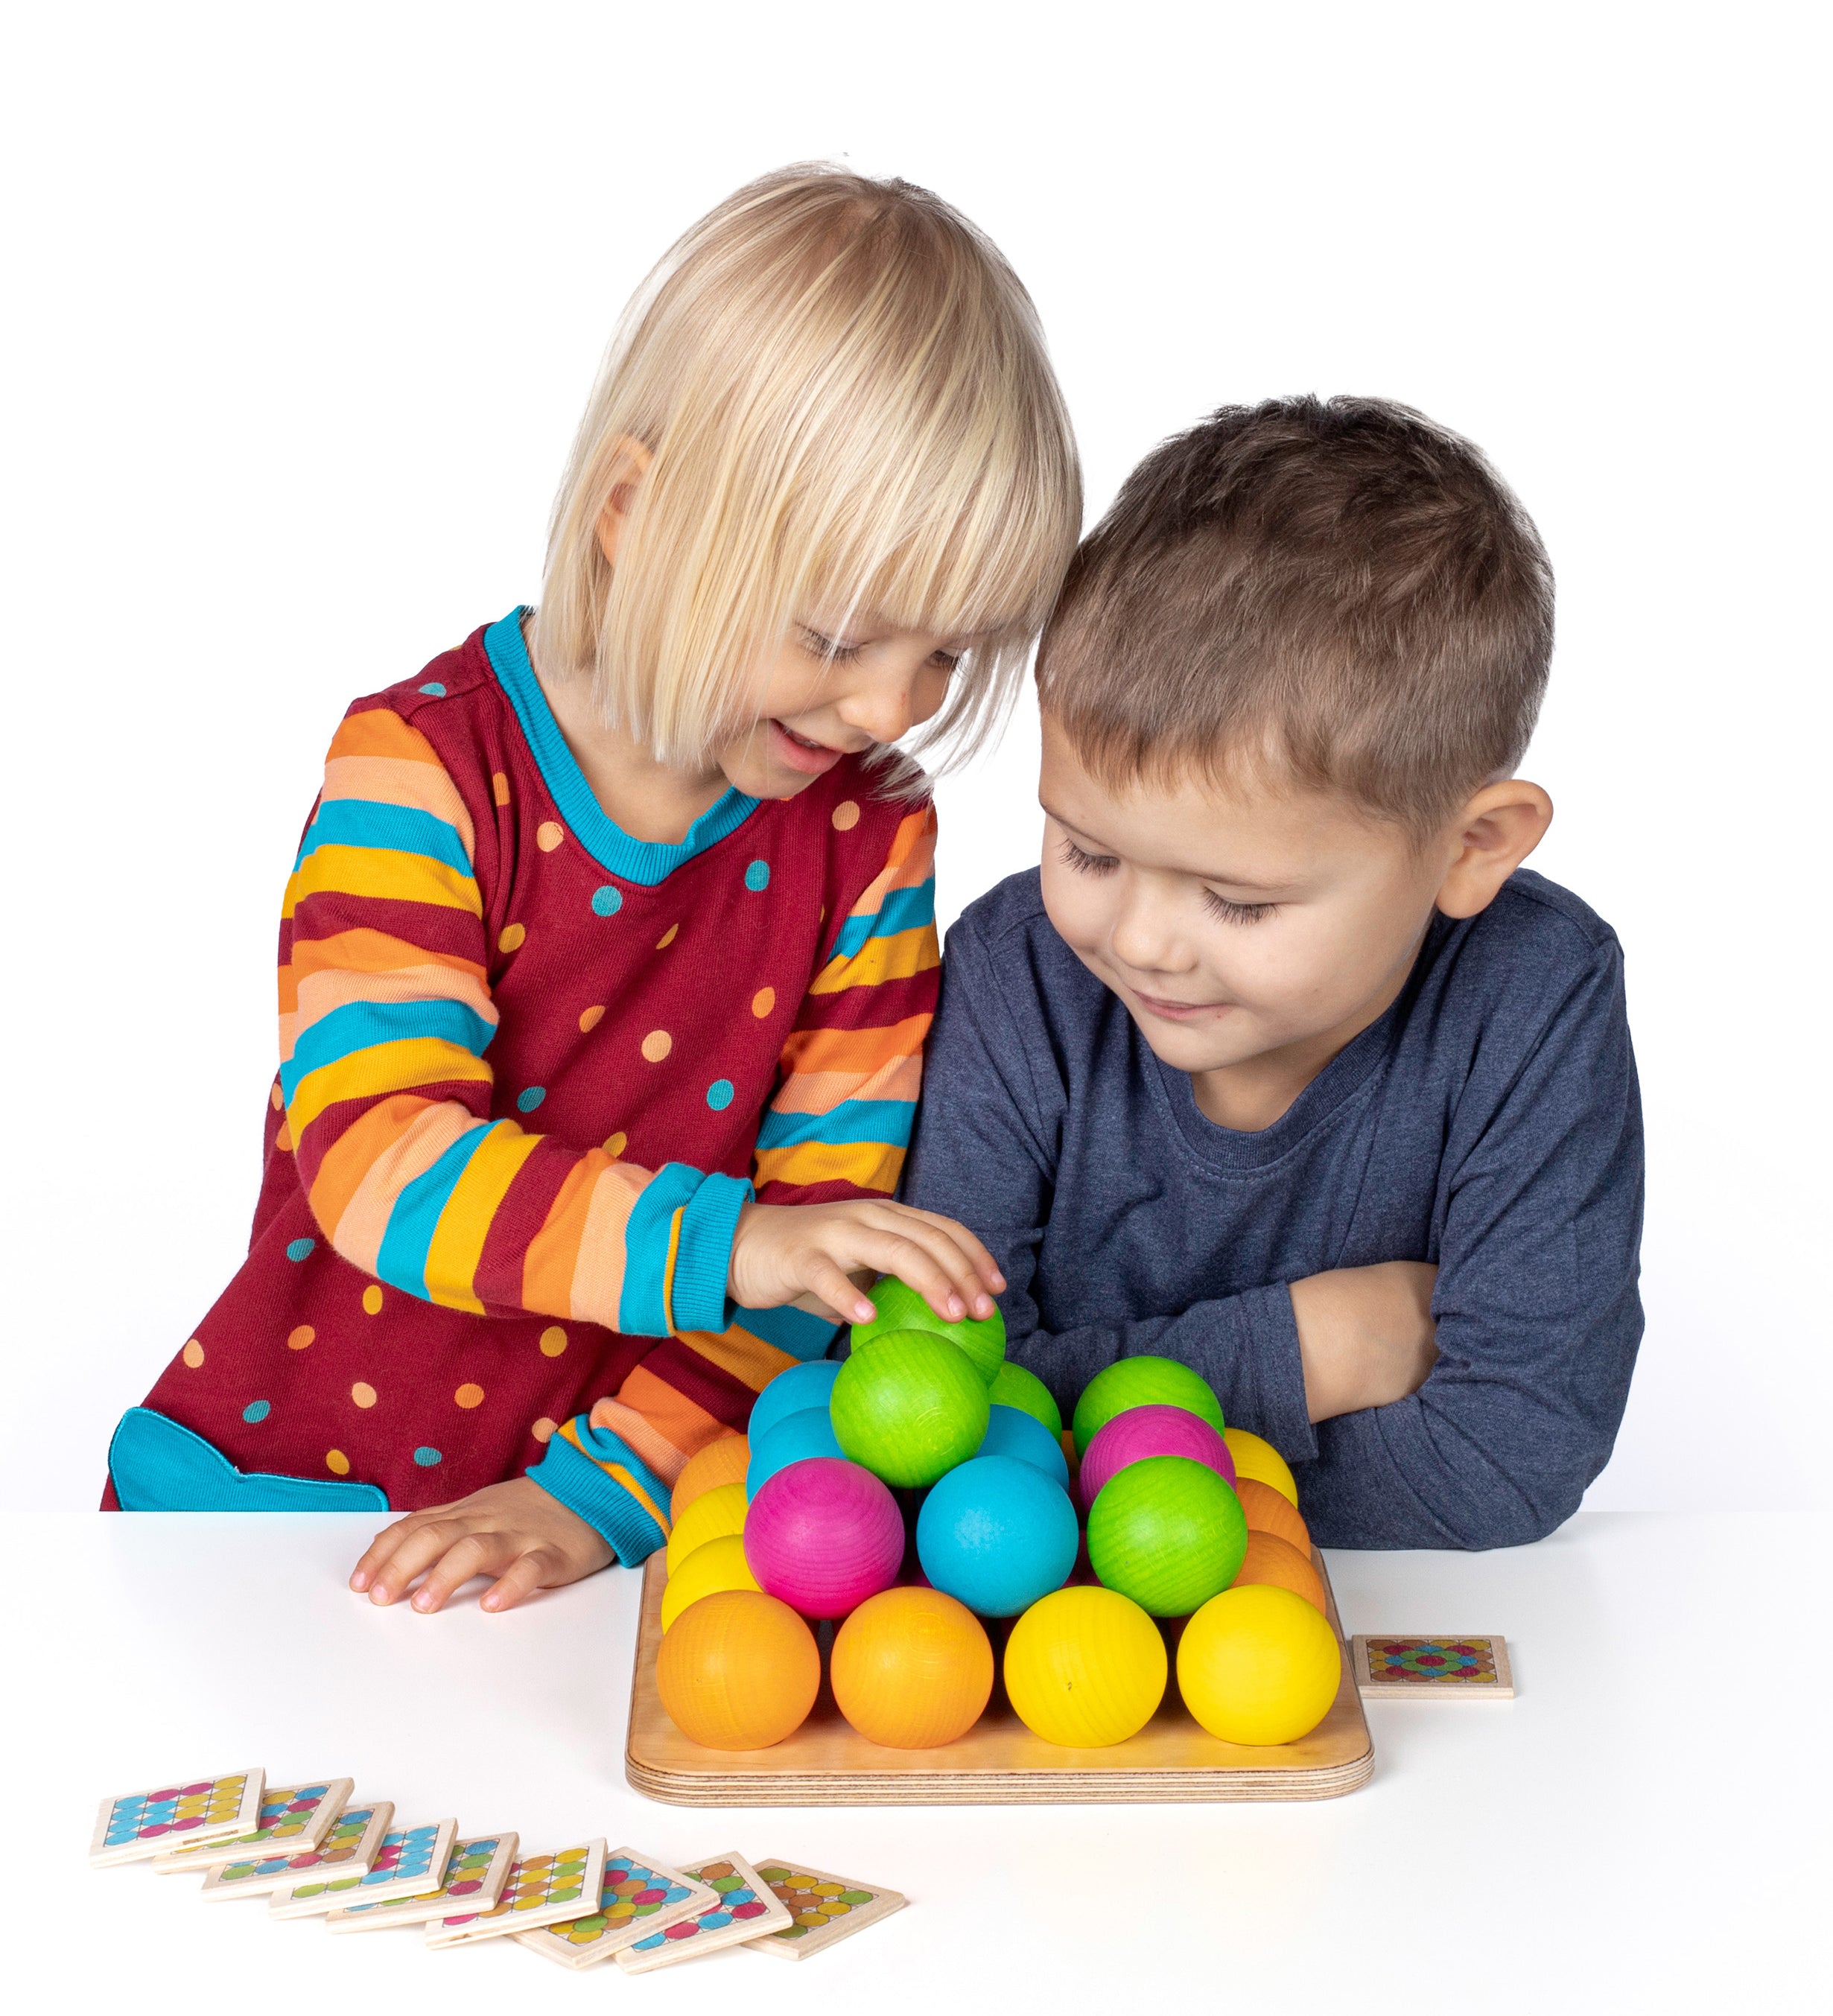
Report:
903,867,1644,1548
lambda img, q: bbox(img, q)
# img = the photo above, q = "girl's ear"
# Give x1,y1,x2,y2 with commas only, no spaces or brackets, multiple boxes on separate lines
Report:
1434,779,1554,919
594,436,655,567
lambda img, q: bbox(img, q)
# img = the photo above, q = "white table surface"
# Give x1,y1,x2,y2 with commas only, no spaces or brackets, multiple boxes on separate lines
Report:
11,1511,1816,2012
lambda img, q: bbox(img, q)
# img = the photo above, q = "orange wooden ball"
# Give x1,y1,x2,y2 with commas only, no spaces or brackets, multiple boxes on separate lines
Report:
1231,1529,1327,1613
654,1589,820,1751
830,1586,995,1749
670,1435,749,1523
1235,1475,1312,1556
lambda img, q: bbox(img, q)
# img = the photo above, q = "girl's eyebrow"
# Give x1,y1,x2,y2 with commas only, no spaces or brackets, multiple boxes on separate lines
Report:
1041,801,1294,894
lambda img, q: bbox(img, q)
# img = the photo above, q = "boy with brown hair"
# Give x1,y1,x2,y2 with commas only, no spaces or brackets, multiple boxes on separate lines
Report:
905,396,1642,1546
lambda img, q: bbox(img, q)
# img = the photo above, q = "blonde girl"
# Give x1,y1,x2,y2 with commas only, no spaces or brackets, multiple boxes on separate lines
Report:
108,165,1081,1612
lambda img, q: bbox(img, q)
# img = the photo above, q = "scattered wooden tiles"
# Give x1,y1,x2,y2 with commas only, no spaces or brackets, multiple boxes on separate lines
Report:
200,1800,394,1900
425,1838,609,1947
153,1778,353,1872
615,1852,792,1973
89,1771,265,1867
268,1816,457,1918
513,1849,716,1970
328,1831,514,1931
1351,1635,1515,1698
744,1860,906,1960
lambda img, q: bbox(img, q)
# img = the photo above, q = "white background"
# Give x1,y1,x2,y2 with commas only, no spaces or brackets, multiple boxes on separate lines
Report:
3,1,1826,1513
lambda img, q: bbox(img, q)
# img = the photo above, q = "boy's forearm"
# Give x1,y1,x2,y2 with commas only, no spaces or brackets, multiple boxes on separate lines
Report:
1289,1262,1439,1422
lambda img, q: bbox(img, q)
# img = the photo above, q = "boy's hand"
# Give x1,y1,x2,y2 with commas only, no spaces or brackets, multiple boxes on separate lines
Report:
728,1199,1005,1328
348,1477,612,1614
1291,1261,1439,1422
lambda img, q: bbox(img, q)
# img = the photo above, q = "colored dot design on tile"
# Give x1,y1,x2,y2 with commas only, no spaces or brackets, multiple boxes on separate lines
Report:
591,884,623,916
1369,1637,1503,1683
630,1863,769,1948
744,859,771,891
757,1867,877,1938
356,1824,441,1886
419,682,447,696
516,1085,546,1112
543,1860,693,1947
243,1400,271,1424
188,1784,331,1860
101,1774,250,1848
445,1846,591,1928
705,1078,734,1110
286,1237,316,1261
413,1446,442,1466
231,1807,377,1884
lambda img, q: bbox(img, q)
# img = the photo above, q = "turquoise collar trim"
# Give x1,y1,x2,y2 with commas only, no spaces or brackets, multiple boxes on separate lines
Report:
483,608,760,885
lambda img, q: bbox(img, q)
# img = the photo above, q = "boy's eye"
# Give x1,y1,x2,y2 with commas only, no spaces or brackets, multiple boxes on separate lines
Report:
1201,889,1277,926
1058,838,1119,876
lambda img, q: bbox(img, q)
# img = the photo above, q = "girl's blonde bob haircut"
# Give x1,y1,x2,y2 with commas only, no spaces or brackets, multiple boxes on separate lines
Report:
533,164,1081,772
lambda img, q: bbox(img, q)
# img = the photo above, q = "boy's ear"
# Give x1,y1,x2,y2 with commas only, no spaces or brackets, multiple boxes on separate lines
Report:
594,436,655,567
1434,779,1554,919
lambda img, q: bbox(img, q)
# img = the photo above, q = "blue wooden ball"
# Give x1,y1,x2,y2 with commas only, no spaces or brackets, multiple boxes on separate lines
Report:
976,1403,1070,1486
915,1455,1078,1618
747,1359,841,1449
746,1406,843,1498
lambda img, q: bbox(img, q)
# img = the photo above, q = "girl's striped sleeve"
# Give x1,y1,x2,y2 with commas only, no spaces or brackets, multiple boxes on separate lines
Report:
281,705,749,1341
536,805,942,1556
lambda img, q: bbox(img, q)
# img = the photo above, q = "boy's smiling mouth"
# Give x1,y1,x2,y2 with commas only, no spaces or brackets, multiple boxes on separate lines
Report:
1131,988,1235,1023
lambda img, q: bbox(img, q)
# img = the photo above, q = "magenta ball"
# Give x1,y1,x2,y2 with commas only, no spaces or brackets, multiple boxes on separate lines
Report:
1078,1404,1236,1510
742,1457,903,1619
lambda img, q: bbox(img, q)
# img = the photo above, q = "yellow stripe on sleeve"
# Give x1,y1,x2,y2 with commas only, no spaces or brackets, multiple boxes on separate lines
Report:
284,845,483,920
288,1037,493,1137
752,1138,907,1195
421,1122,544,1313
807,923,939,995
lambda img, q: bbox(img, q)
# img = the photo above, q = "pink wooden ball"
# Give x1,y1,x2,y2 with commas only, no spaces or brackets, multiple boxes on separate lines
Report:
1078,1404,1236,1510
742,1457,904,1619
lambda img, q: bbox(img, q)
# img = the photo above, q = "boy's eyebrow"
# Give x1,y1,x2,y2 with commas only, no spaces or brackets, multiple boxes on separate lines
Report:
1040,800,1294,895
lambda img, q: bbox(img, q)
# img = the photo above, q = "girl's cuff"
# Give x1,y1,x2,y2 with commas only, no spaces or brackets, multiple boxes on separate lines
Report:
525,1420,669,1565
671,1171,754,1334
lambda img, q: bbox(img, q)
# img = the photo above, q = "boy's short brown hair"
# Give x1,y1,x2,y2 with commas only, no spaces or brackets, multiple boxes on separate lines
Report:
1037,395,1554,833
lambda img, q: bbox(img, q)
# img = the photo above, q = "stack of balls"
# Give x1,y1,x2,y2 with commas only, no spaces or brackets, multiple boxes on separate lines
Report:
654,1278,1343,1756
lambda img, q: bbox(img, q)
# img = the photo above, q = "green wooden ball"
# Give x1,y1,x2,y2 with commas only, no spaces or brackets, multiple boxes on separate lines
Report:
1071,1355,1225,1456
831,1331,992,1488
851,1275,1006,1384
986,1361,1063,1438
1086,1455,1248,1617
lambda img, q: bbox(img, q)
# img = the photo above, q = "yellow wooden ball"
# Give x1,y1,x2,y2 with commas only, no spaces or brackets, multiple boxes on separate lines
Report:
655,1589,821,1751
661,1533,762,1632
665,1480,746,1574
670,1435,749,1524
1177,1583,1341,1744
1003,1586,1166,1747
1224,1427,1299,1507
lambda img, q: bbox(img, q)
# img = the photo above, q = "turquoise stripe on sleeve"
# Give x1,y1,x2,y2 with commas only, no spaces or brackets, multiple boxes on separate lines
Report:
294,798,474,877
526,1420,670,1562
755,1097,916,1154
827,880,935,962
617,1162,704,1336
731,1300,842,1361
670,1172,752,1333
374,1120,497,1298
281,997,496,1106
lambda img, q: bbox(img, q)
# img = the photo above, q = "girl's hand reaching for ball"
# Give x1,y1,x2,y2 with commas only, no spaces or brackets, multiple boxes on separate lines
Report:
728,1199,1005,1328
349,1477,613,1613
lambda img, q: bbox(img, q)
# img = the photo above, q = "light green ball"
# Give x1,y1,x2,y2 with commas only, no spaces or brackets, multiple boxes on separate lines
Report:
1071,1355,1225,1456
986,1361,1063,1438
851,1276,1006,1384
1087,1456,1248,1618
831,1330,991,1488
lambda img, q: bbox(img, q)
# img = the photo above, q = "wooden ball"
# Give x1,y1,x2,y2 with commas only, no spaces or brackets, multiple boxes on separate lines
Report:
655,1589,820,1750
1234,1475,1312,1556
830,1586,994,1748
1177,1584,1340,1745
661,1534,761,1632
1230,1530,1327,1614
1003,1586,1166,1747
1223,1427,1298,1506
670,1436,749,1524
665,1480,746,1575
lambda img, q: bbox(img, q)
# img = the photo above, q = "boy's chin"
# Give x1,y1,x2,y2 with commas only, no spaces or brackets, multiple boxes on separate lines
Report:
1124,1009,1254,1077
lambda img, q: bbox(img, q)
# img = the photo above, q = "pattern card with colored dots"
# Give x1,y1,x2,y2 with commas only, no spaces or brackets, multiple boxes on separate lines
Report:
1351,1634,1516,1698
326,1830,514,1933
200,1802,394,1901
89,1770,266,1867
153,1778,354,1873
614,1852,792,1975
425,1837,608,1948
513,1848,718,1971
744,1861,907,1962
268,1816,457,1919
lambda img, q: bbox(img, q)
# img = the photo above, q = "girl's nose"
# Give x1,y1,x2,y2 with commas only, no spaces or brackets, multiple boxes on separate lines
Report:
839,677,915,747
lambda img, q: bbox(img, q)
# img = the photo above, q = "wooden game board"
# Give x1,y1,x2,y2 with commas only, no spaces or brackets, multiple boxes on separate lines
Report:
626,1550,1373,1805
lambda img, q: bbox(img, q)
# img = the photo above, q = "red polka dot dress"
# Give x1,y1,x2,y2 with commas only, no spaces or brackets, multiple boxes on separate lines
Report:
110,611,940,1563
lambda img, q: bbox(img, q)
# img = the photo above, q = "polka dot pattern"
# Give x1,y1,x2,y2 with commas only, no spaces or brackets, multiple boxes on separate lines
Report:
98,1773,252,1851
536,821,565,851
286,1238,316,1262
455,1383,486,1410
325,1449,350,1475
243,1400,271,1425
274,1121,292,1152
362,1285,384,1315
498,922,527,953
419,681,447,697
579,1004,605,1032
744,859,771,891
832,799,861,830
641,1029,673,1063
492,772,511,807
656,923,679,949
591,885,623,916
752,986,775,1018
539,1326,568,1358
413,1446,442,1467
603,1131,628,1157
270,1082,285,1111
351,1382,377,1409
706,1078,734,1110
517,1086,546,1112
287,1325,315,1352
531,1416,557,1443
182,1340,206,1369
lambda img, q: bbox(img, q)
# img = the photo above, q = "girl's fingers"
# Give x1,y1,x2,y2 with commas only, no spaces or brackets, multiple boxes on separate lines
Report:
899,1209,1006,1294
410,1530,512,1614
364,1517,471,1606
350,1515,423,1594
480,1546,567,1614
858,1230,977,1323
875,1217,1001,1320
803,1256,877,1326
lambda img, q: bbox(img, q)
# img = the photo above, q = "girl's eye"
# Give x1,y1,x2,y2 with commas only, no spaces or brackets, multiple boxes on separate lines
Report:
801,629,863,664
929,649,962,672
1201,890,1277,925
1058,838,1118,876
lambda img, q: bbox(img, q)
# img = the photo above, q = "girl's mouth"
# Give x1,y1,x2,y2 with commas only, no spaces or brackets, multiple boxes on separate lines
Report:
770,719,847,775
